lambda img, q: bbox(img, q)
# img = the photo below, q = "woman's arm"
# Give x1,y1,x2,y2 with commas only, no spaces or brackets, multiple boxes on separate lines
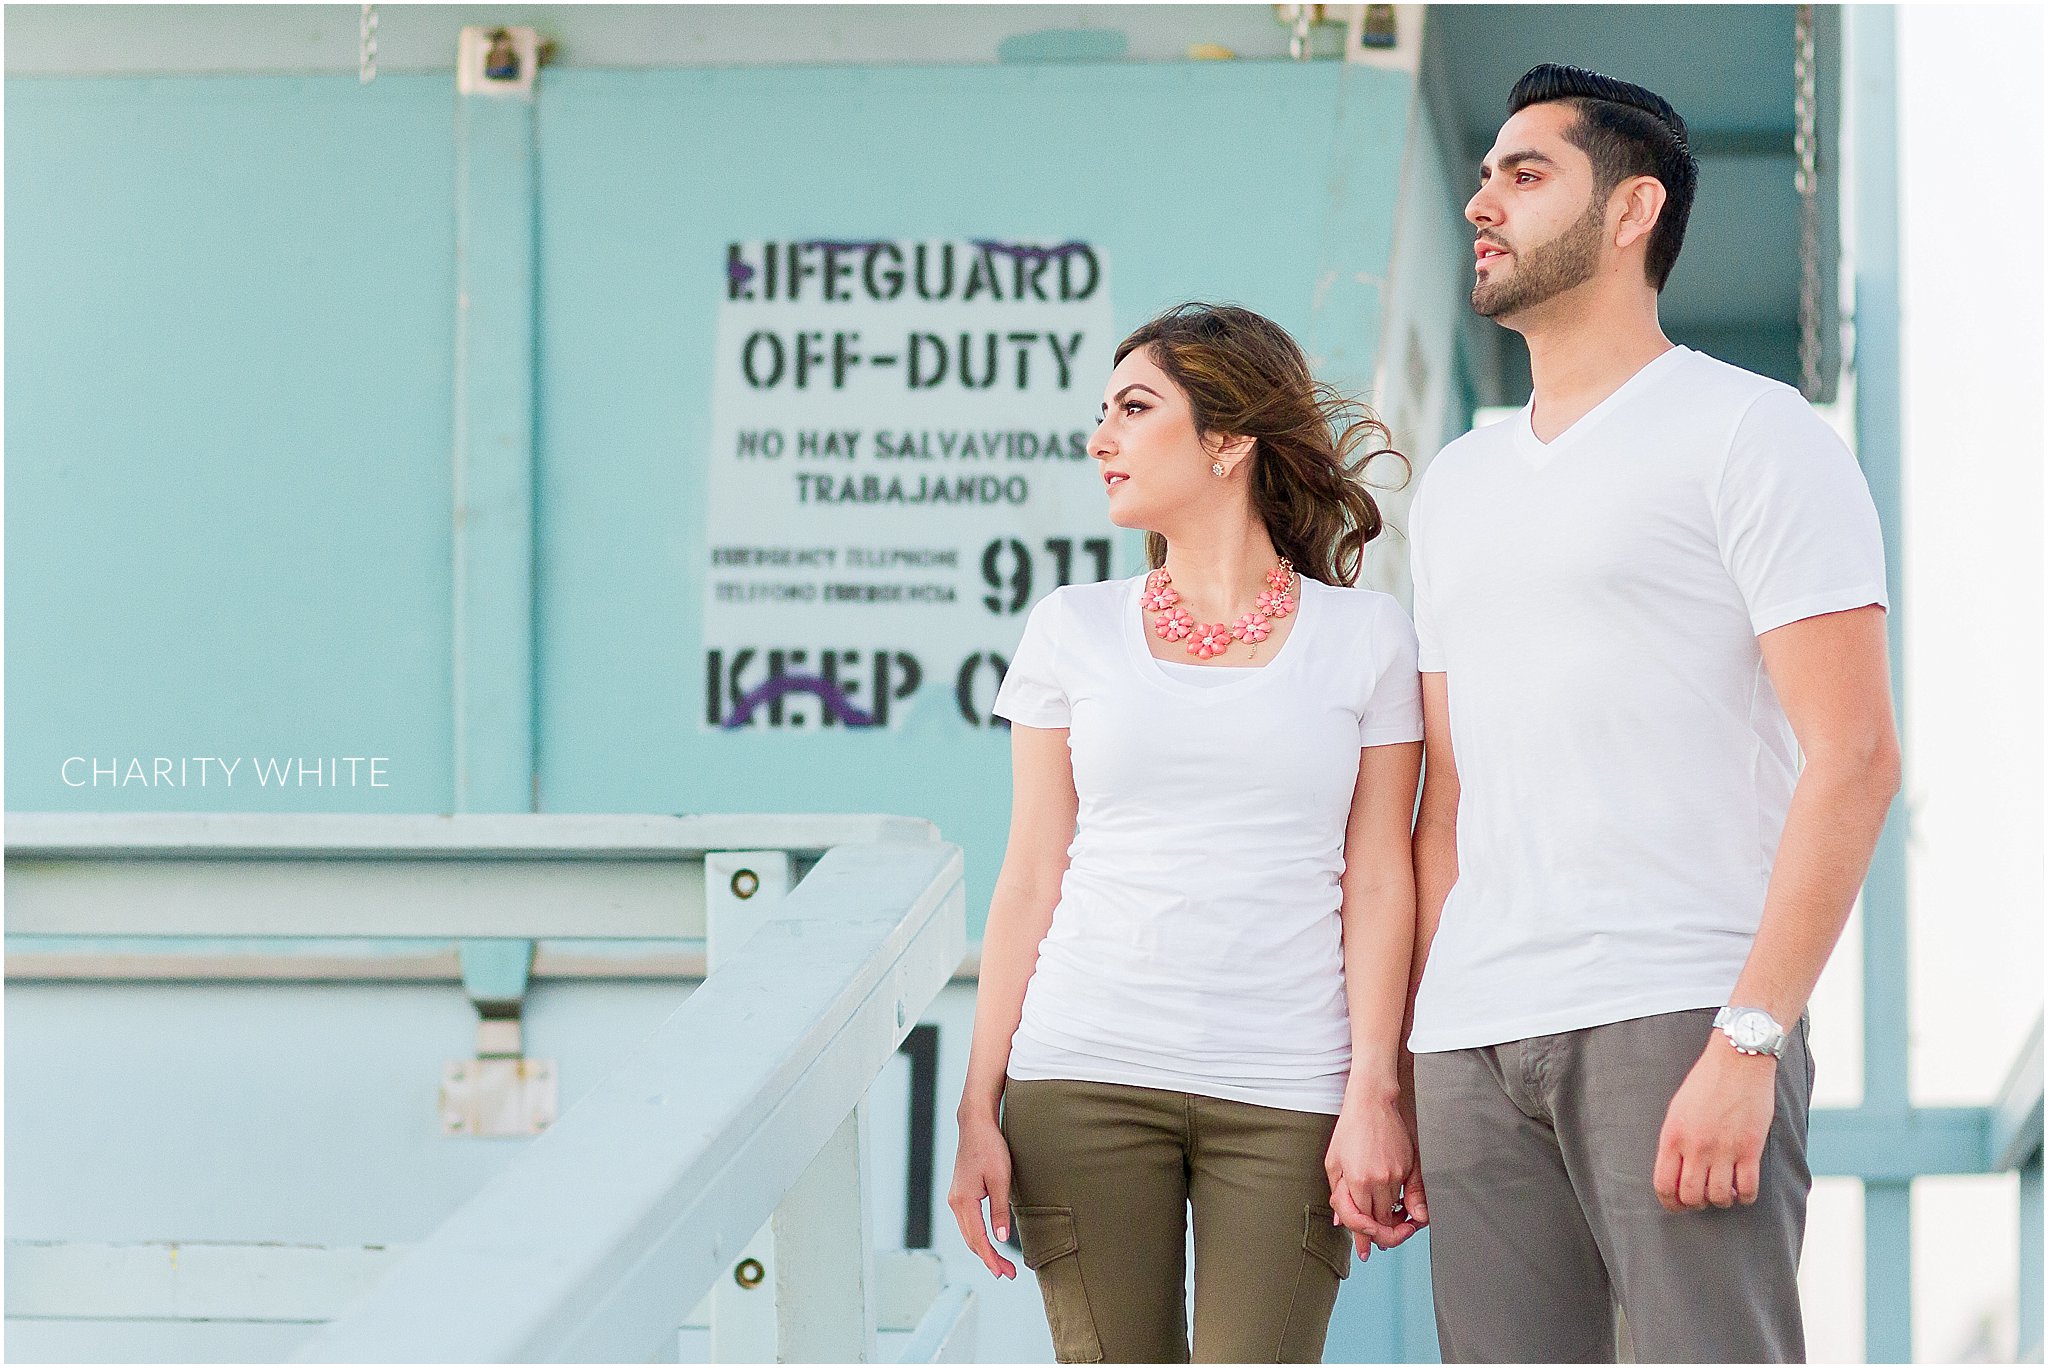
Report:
957,722,1079,1122
1326,738,1423,1251
1340,739,1424,1106
947,720,1079,1277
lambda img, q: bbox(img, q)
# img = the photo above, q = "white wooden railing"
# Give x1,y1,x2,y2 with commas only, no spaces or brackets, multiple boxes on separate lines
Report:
4,813,975,1363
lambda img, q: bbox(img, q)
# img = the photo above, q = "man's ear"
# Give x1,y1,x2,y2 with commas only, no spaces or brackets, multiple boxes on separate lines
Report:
1614,175,1667,253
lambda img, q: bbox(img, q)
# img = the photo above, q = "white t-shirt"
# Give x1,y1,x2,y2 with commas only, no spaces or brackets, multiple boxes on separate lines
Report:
993,572,1424,1114
1407,345,1890,1053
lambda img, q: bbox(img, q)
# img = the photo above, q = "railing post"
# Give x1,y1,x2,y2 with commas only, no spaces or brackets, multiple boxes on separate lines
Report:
2023,1156,2043,1362
1843,4,1914,1359
702,848,886,1360
774,1099,878,1363
705,849,795,1362
1864,1182,1912,1361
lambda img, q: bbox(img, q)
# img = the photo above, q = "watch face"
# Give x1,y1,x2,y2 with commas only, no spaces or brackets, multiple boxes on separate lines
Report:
1732,1013,1774,1049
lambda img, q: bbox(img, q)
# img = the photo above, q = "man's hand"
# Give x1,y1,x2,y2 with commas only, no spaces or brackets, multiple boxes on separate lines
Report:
1653,1040,1779,1212
1393,1081,1429,1237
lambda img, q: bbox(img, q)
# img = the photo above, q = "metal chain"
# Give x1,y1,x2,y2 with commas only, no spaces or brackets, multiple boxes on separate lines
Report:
1793,3,1823,399
359,4,379,85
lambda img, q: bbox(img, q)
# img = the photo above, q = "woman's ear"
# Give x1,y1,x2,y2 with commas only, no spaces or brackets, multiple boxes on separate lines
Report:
1212,431,1257,478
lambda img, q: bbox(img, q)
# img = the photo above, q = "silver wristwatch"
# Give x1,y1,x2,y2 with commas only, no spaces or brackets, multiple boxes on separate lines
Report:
1714,1006,1788,1058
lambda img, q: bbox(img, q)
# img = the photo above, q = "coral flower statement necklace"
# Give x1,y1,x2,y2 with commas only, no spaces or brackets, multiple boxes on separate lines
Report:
1142,557,1297,661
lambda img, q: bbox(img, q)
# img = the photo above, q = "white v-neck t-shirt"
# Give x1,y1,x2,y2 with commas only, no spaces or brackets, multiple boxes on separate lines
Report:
992,572,1424,1113
1406,345,1890,1053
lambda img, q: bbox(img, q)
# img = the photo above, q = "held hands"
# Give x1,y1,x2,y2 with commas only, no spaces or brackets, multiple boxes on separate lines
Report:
1654,1039,1778,1212
947,1111,1019,1279
1325,1092,1427,1260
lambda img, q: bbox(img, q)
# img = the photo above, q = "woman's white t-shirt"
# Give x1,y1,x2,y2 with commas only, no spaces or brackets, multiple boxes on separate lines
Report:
991,572,1424,1115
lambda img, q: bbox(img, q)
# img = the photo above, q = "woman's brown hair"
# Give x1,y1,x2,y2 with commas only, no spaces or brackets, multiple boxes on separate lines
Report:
1114,301,1405,587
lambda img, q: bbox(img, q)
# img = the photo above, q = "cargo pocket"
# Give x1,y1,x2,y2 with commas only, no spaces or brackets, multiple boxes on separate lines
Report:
1012,1204,1104,1364
1303,1203,1353,1281
1277,1204,1352,1362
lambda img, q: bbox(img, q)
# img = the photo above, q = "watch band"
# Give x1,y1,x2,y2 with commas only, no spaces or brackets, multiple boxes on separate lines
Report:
1713,1005,1788,1058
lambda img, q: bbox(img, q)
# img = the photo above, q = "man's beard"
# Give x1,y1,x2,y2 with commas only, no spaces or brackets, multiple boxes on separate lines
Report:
1471,195,1607,319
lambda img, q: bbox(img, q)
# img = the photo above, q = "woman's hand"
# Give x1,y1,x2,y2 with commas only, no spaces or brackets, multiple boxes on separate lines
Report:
947,1111,1019,1279
1325,1094,1424,1258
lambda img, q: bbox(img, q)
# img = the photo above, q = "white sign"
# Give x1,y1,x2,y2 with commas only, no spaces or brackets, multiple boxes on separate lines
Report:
703,238,1117,731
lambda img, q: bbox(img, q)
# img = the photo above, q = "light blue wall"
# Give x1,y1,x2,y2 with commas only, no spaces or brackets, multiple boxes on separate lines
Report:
5,61,1417,935
1367,67,1475,606
2,978,690,1243
5,75,458,809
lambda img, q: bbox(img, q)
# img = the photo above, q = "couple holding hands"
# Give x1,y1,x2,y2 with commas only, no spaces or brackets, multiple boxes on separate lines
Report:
949,64,1896,1365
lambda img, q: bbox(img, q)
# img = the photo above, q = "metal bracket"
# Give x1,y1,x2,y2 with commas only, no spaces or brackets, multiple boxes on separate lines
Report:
440,938,555,1137
457,25,539,98
1338,3,1424,70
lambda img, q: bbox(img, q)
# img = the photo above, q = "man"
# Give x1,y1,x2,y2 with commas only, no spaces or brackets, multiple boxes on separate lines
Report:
1401,64,1900,1362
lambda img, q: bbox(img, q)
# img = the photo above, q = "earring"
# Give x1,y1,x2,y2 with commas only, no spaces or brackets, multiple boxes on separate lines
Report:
1211,461,1225,477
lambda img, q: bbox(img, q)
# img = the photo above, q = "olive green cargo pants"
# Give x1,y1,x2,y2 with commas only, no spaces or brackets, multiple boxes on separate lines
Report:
999,1076,1354,1364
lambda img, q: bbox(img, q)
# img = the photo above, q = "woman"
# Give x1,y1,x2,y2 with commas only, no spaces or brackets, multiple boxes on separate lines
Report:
946,302,1426,1363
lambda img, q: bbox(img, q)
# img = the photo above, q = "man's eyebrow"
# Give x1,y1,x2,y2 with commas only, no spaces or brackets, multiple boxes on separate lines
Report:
1481,149,1561,178
1101,383,1164,410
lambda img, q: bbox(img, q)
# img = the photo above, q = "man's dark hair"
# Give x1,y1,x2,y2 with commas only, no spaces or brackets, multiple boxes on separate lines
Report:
1508,63,1699,291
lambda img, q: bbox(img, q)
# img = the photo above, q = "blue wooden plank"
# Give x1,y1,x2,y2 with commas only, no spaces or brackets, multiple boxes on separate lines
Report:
1810,1105,1994,1180
1864,1179,1913,1363
1842,9,1914,1361
1845,3,1909,1125
453,62,538,815
5,935,460,956
457,938,534,1006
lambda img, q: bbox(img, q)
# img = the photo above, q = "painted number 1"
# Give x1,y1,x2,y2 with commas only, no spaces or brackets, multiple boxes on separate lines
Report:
982,537,1112,614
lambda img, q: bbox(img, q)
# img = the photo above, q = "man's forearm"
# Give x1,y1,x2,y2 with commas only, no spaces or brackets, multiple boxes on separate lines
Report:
1726,749,1902,1024
1410,811,1459,1006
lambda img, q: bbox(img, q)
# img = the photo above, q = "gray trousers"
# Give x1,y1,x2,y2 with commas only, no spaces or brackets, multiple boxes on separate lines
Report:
1413,1008,1814,1364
